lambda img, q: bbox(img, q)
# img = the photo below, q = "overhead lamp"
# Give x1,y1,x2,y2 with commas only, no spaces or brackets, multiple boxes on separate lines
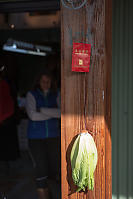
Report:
3,39,52,56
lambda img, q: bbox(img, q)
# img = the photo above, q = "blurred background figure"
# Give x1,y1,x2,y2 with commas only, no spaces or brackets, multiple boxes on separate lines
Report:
0,63,20,163
26,70,61,199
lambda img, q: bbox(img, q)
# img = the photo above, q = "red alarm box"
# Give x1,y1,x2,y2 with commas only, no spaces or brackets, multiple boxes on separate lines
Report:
72,43,91,72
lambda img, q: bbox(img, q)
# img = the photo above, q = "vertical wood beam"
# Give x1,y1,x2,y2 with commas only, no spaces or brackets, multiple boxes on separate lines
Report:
105,0,112,198
61,0,112,198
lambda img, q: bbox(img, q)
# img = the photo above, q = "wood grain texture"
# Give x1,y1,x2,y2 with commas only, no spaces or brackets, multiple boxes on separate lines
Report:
61,0,112,198
105,0,112,198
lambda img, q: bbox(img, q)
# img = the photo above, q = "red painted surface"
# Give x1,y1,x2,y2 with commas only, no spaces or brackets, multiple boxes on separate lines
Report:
72,43,91,72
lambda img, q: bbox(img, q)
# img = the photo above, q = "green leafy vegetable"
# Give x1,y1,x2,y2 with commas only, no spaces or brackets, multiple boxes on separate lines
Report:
70,132,98,192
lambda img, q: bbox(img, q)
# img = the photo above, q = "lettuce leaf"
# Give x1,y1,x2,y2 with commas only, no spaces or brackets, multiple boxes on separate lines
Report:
70,132,98,191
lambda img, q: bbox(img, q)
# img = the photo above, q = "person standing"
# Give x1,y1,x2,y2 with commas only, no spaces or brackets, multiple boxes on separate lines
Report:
26,71,61,199
0,65,20,162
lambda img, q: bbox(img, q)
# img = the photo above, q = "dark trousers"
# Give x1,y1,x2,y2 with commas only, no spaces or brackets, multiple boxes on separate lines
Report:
0,116,20,161
29,137,60,188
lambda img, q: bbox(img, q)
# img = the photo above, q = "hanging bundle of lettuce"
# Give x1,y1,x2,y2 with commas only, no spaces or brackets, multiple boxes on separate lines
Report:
70,132,98,192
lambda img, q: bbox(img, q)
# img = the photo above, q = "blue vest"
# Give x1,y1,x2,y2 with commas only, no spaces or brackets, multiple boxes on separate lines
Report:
27,89,59,139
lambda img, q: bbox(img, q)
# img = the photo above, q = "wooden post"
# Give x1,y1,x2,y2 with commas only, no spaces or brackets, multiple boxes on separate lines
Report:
61,0,112,199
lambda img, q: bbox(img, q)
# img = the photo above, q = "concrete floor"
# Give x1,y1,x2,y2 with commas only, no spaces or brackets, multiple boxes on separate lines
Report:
0,151,61,199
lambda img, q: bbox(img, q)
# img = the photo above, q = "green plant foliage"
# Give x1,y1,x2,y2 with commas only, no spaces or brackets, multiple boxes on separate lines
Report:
70,132,98,192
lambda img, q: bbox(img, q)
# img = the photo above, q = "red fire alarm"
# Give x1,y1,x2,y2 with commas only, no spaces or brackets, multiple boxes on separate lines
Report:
72,43,91,72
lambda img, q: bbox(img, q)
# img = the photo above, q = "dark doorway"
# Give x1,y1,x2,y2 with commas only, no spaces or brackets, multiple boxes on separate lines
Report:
0,2,61,199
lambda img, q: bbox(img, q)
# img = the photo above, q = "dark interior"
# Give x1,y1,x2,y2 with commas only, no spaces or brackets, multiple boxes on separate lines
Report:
0,6,61,199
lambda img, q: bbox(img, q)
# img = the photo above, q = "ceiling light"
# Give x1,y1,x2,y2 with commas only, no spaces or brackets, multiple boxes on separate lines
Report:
3,38,52,56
